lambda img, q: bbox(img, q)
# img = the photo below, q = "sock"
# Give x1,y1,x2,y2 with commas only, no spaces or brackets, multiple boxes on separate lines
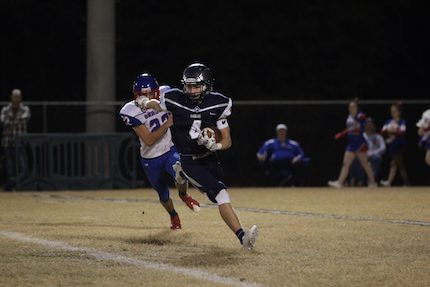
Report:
179,191,187,198
169,210,178,218
235,228,245,244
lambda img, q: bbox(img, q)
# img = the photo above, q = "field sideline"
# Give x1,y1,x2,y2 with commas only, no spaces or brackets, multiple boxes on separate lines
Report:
1,187,430,287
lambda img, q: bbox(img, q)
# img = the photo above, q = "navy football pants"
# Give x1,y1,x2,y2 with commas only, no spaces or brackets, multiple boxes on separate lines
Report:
180,154,226,203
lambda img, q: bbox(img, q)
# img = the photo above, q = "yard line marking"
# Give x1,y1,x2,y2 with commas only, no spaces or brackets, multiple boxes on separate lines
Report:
0,231,261,287
30,193,430,227
233,207,430,227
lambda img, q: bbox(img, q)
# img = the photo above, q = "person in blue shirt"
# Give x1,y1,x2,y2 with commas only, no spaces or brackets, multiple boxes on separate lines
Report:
256,123,308,186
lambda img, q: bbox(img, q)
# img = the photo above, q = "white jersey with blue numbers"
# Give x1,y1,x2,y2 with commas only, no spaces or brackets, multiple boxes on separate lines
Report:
119,101,173,159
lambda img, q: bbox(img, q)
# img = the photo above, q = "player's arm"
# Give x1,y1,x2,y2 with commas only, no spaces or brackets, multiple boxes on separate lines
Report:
217,126,232,150
141,88,172,112
133,113,173,146
209,98,233,151
144,100,163,112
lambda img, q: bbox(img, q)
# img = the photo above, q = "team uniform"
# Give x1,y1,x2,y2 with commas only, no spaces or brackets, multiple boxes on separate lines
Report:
329,109,378,188
416,109,430,169
119,88,179,203
416,110,430,151
381,118,406,157
345,112,368,152
145,62,257,250
160,89,232,203
419,131,430,150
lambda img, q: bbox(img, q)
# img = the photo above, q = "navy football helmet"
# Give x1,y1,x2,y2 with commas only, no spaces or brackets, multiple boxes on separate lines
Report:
181,63,214,102
132,73,160,100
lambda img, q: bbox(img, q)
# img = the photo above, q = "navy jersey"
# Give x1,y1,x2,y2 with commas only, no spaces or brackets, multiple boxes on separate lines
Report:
160,89,232,155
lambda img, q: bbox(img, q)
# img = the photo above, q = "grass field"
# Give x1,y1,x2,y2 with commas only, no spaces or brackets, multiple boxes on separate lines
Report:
1,187,430,287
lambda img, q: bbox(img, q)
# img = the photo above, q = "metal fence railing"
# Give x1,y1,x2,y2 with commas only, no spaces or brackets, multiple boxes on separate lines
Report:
1,99,429,187
14,133,139,190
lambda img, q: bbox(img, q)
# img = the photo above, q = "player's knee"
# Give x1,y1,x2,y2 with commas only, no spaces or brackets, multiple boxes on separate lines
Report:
214,189,231,205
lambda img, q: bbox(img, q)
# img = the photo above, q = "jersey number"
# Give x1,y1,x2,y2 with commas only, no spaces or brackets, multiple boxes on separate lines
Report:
121,115,132,126
189,120,202,139
149,113,169,132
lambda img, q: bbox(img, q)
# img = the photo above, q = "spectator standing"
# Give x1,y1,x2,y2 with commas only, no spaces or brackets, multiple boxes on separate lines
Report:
1,89,31,191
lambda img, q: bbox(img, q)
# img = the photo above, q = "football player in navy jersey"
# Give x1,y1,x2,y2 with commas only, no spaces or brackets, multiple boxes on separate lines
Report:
144,63,258,251
119,73,200,230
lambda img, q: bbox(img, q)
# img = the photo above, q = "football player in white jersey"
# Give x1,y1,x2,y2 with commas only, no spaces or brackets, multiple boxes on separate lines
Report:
119,73,200,230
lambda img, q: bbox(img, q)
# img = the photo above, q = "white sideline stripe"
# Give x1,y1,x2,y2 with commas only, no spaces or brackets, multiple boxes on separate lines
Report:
0,231,261,287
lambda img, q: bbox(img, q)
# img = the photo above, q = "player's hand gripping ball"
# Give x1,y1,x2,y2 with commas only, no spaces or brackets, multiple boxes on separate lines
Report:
200,127,222,151
202,127,221,143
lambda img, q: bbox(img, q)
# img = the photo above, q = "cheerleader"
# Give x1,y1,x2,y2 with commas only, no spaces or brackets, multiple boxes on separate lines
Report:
380,102,409,186
416,109,430,167
328,99,377,188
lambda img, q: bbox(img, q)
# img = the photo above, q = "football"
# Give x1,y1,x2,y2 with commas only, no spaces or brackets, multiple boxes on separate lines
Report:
202,127,222,143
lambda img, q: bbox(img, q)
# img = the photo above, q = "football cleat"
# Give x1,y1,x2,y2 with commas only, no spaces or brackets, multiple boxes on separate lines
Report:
180,194,201,212
242,225,258,251
170,215,182,230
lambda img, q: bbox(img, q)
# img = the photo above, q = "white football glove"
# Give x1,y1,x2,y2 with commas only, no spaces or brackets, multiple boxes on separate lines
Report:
198,127,222,151
145,99,160,110
196,131,208,146
205,137,217,151
135,95,149,109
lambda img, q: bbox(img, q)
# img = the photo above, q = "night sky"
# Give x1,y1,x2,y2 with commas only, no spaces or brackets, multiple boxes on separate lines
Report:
1,0,428,101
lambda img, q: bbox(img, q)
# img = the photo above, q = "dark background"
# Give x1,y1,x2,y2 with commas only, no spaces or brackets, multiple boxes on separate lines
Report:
1,0,429,187
2,0,429,101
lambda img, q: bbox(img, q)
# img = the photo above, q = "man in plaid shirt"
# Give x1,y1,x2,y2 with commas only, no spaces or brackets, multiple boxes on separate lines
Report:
1,89,31,191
